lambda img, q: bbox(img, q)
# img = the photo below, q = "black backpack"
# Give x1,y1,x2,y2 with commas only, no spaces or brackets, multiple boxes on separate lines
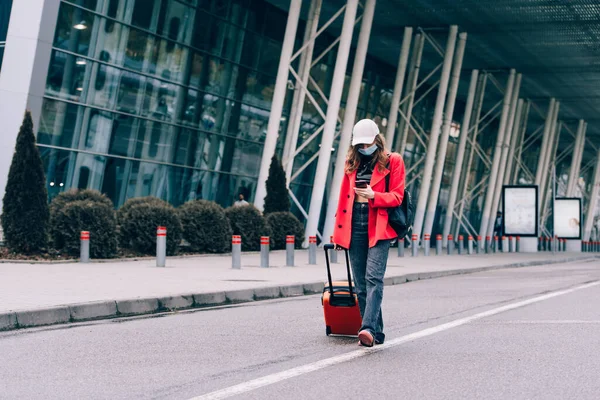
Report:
385,160,415,240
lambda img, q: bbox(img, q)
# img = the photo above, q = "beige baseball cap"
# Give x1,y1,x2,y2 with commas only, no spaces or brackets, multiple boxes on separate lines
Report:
351,119,380,146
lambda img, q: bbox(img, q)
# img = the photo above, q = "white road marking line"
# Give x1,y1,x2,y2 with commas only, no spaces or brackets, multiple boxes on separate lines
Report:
191,280,600,400
483,320,600,324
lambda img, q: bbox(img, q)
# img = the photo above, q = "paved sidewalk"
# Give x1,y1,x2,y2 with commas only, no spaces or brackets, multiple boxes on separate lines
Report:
0,250,597,331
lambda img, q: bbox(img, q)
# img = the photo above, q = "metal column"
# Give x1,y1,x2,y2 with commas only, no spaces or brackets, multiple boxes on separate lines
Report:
478,69,516,242
385,27,413,147
442,70,479,247
535,99,557,189
283,0,322,183
567,120,586,197
583,152,600,242
540,102,561,215
321,0,376,243
487,73,522,238
423,32,468,237
503,99,524,186
396,33,425,156
511,100,531,184
542,121,562,226
305,0,360,244
457,73,488,247
254,0,302,211
412,25,459,242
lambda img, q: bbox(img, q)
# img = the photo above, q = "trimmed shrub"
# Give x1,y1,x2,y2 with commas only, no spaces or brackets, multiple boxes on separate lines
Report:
263,155,290,214
120,199,182,255
50,189,114,216
49,189,114,250
225,205,271,251
178,200,232,253
1,111,49,254
266,212,305,250
51,200,118,258
117,196,164,244
116,196,164,224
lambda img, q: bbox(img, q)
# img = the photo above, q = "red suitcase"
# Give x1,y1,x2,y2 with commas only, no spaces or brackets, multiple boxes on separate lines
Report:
321,244,362,336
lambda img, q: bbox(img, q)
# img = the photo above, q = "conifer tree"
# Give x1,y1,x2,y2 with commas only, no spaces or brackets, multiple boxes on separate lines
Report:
263,155,290,214
1,111,49,253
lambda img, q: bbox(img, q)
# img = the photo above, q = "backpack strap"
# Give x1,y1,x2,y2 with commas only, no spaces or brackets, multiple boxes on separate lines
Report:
385,153,392,192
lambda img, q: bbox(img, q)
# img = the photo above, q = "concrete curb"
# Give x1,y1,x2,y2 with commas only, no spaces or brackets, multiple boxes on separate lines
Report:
0,249,295,264
0,255,597,332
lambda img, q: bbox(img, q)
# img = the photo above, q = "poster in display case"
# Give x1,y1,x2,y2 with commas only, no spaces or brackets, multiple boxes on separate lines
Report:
502,185,538,237
553,198,582,239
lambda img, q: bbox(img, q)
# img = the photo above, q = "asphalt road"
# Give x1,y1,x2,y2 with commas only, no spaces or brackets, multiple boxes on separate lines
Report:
1,259,599,400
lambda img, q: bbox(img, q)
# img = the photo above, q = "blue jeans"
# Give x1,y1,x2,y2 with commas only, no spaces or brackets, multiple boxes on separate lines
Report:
349,202,390,343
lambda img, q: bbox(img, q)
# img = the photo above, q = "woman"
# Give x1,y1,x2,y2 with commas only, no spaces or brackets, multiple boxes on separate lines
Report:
332,119,406,347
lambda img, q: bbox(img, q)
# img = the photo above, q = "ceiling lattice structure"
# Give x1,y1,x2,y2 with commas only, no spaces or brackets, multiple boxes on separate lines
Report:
268,0,600,163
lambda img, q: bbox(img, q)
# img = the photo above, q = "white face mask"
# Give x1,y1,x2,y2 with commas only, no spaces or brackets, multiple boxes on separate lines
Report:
358,143,378,156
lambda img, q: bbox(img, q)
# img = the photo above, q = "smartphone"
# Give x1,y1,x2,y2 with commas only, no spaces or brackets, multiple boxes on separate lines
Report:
356,180,369,188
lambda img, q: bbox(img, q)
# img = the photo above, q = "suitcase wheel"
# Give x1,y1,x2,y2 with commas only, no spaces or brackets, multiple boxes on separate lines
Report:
326,325,331,336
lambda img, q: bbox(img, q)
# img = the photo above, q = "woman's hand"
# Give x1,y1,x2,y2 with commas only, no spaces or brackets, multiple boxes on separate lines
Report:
354,185,375,199
334,243,346,251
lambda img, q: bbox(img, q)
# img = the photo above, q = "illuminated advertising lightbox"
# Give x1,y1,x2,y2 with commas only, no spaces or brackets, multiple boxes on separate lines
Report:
502,185,538,237
554,198,582,239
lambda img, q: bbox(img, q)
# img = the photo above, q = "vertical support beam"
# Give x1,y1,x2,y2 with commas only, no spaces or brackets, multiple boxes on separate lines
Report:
0,0,60,210
540,102,560,209
511,100,531,184
283,0,322,183
542,121,562,225
412,25,459,241
487,73,522,238
255,0,302,211
583,151,600,242
478,69,516,245
504,99,524,185
455,72,487,237
442,70,479,247
567,120,586,197
423,32,467,237
322,0,376,243
305,0,360,243
535,98,557,188
396,33,425,156
385,27,413,147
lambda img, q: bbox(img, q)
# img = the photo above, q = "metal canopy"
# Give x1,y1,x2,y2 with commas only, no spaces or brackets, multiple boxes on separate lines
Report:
267,0,600,164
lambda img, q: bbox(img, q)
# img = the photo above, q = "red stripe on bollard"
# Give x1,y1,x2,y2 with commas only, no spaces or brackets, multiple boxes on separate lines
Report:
448,234,453,240
424,234,430,240
486,236,490,241
157,226,167,237
330,236,334,243
309,236,317,244
436,234,442,240
468,235,473,240
260,236,270,245
459,235,464,240
232,235,242,244
80,231,90,240
412,234,418,240
477,235,481,241
286,235,295,244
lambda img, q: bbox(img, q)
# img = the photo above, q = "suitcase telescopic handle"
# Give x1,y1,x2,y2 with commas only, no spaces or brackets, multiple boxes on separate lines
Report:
323,244,354,298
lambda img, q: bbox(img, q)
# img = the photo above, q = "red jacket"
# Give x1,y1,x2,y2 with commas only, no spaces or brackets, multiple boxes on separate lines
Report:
332,152,406,249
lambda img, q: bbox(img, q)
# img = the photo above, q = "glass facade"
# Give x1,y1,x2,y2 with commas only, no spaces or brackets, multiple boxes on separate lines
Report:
37,0,420,211
0,0,12,73
34,0,474,233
